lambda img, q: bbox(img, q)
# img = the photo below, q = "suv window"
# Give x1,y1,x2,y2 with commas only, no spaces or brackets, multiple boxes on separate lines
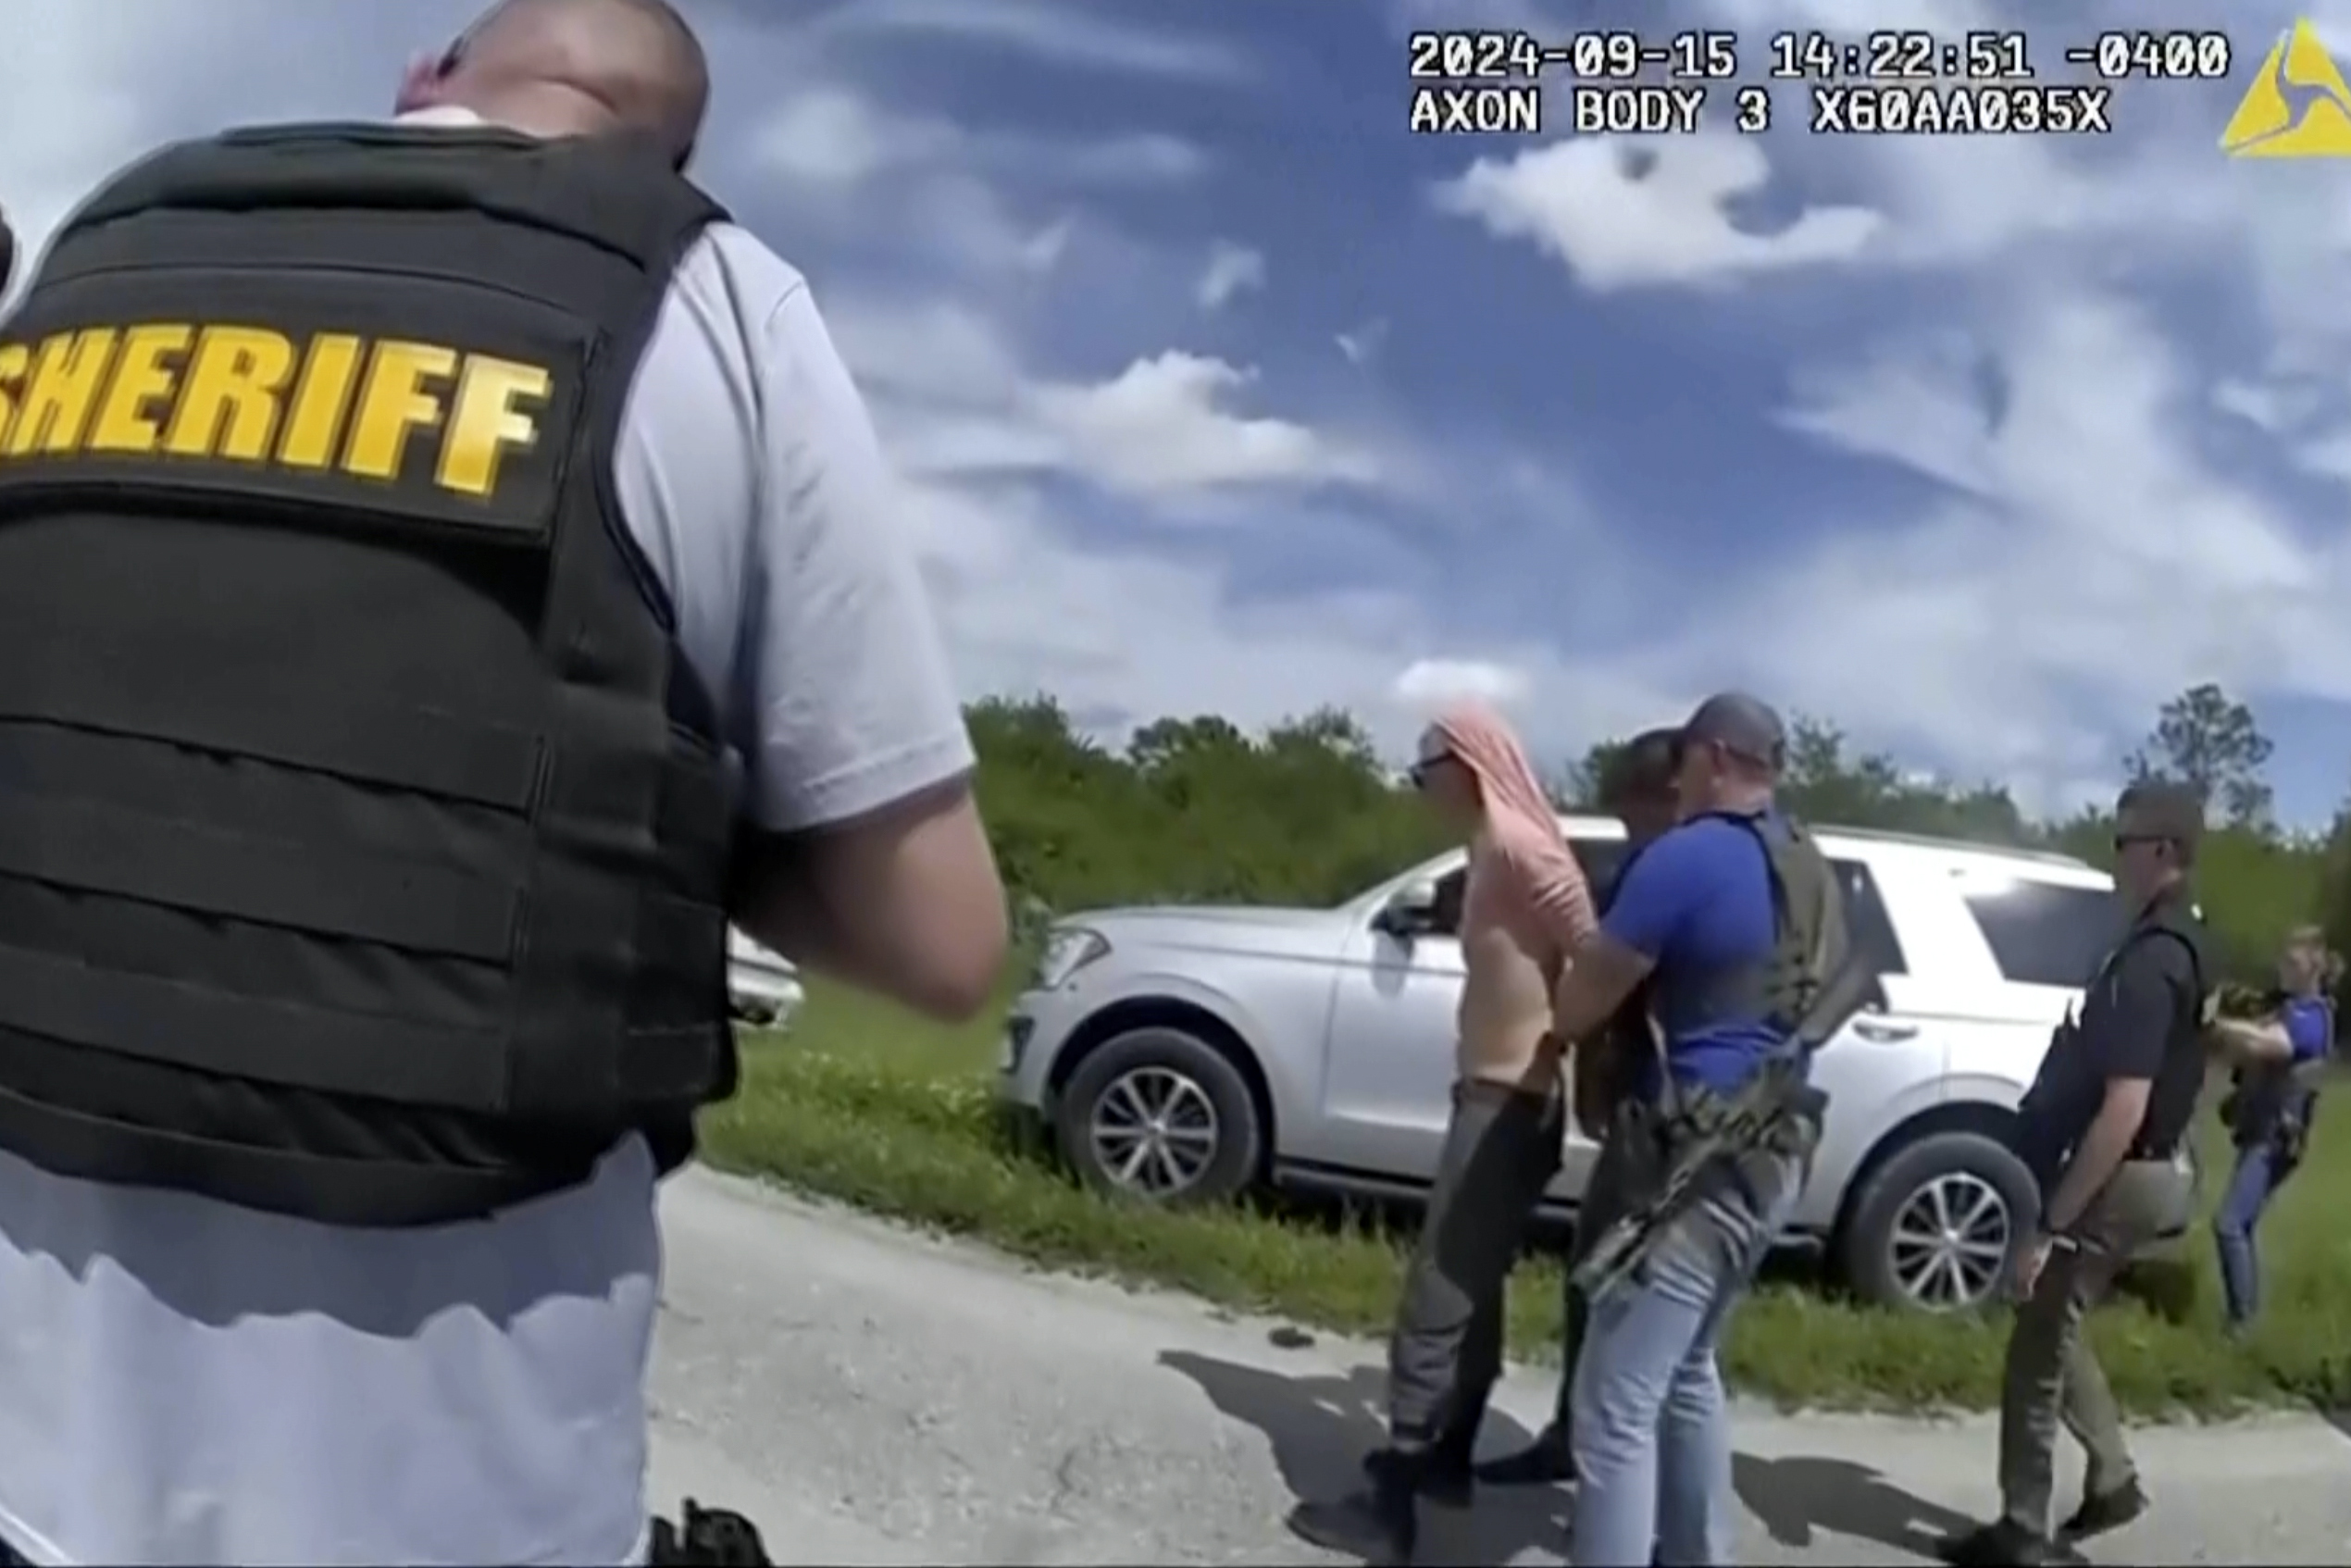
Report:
1427,867,1467,937
1571,838,1624,896
1567,842,1906,978
1962,879,2119,989
1833,859,1907,978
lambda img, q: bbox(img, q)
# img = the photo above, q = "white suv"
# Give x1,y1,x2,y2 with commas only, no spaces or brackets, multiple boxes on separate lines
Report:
997,818,2187,1313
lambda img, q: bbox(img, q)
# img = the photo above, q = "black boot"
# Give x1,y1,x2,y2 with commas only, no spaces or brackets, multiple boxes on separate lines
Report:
1936,1519,2059,1567
1420,1422,1477,1507
1472,1423,1574,1486
1289,1448,1420,1566
2059,1477,2147,1543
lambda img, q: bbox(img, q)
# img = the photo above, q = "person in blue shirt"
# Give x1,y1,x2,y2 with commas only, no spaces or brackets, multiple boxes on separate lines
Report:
1543,692,1828,1568
2208,927,2336,1333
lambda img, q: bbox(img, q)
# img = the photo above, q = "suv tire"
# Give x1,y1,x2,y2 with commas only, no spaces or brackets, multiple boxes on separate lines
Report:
1840,1129,2039,1313
1057,1027,1262,1208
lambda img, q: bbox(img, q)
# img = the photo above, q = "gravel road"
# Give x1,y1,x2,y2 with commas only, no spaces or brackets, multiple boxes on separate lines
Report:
647,1167,2351,1565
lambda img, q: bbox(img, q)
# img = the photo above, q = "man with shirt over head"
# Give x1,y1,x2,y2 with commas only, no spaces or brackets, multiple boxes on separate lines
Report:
1476,725,1682,1488
0,2,1006,1562
1938,781,2209,1567
1541,694,1850,1567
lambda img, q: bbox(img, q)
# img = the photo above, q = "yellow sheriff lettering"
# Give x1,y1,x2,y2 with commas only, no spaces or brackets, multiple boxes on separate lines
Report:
0,322,552,498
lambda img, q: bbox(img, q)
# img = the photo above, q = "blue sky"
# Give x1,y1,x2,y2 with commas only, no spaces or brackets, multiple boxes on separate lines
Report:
15,0,2351,826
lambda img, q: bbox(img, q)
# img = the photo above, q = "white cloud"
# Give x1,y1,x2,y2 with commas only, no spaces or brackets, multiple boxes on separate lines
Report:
1736,289,2341,794
1779,335,1998,498
1434,134,1885,292
1194,241,1264,311
809,0,1256,84
834,297,1386,501
2214,378,2303,433
755,86,1205,191
1392,658,1533,709
1337,318,1388,368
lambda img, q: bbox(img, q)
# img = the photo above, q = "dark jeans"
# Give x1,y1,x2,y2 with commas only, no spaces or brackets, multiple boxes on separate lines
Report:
2214,1141,2293,1328
1387,1078,1563,1448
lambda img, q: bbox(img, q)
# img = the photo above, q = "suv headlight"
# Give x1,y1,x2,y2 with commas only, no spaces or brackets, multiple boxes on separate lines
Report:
1033,927,1111,990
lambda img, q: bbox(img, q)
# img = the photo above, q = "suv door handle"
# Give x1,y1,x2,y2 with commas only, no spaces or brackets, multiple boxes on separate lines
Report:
1852,1018,1919,1043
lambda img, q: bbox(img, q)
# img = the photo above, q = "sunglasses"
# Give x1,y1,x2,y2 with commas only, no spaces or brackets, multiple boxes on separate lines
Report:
2111,831,2172,852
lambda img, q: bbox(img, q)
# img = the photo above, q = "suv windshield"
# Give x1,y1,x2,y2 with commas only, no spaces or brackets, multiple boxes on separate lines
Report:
1961,878,2121,989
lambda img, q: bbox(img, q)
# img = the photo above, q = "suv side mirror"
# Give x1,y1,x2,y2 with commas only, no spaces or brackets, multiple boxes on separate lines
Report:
1375,878,1440,939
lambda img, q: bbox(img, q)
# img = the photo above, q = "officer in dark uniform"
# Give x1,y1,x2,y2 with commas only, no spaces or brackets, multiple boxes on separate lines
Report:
1940,781,2210,1567
0,57,739,1234
1476,725,1683,1487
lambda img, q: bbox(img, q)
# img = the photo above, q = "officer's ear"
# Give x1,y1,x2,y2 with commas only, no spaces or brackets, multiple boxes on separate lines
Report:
674,137,697,173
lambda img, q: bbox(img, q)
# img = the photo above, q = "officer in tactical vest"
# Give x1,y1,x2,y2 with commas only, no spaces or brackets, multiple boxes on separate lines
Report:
0,2,1007,1562
1476,725,1683,1488
2207,927,2334,1334
1542,693,1853,1567
1940,782,2210,1567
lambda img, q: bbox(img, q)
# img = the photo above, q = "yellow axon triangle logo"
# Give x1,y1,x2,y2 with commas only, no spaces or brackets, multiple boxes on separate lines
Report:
2221,19,2351,156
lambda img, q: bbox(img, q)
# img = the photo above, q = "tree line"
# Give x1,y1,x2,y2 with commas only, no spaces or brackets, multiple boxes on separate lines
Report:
969,682,2347,991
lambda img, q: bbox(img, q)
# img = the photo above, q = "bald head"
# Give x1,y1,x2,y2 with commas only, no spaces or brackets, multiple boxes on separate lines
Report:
427,0,708,165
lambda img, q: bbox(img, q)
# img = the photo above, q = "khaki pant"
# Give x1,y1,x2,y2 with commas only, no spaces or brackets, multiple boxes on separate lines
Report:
1997,1158,2186,1537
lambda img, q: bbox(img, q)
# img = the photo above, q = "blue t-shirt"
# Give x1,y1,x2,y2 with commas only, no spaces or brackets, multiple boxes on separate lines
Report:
2283,996,2332,1064
1601,814,1786,1094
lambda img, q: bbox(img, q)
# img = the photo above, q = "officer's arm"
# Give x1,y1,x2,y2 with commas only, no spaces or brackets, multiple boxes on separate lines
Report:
733,790,1005,1022
2040,942,2172,1234
1550,830,1691,1043
2208,1015,2293,1064
724,278,1007,1022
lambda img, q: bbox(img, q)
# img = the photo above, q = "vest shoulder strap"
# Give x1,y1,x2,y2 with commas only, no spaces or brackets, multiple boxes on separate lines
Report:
63,123,730,278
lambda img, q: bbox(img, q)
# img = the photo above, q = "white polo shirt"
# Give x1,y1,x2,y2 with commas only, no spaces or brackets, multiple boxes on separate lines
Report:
0,111,974,1567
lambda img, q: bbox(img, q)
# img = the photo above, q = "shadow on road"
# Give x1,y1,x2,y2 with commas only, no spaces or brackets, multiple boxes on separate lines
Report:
1731,1452,1976,1562
1159,1349,1567,1564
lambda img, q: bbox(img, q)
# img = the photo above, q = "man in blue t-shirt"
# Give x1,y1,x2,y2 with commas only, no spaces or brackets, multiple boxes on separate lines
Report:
1542,691,1813,1568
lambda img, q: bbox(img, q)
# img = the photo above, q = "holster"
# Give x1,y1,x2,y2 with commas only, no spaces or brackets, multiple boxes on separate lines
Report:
650,1501,771,1566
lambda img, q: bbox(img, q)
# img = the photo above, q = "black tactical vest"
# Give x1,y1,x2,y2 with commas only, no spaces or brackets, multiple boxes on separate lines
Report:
0,123,740,1226
2227,995,2328,1152
1649,810,1851,1056
2017,893,2210,1182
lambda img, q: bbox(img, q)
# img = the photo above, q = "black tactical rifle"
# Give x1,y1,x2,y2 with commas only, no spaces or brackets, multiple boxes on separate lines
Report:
1569,941,1874,1301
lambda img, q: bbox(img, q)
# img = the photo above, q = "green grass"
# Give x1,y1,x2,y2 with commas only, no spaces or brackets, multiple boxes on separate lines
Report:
701,978,2351,1416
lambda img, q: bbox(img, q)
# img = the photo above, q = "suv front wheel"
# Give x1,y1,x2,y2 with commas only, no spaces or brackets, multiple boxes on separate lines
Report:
1056,1026,1263,1208
1839,1129,2040,1313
